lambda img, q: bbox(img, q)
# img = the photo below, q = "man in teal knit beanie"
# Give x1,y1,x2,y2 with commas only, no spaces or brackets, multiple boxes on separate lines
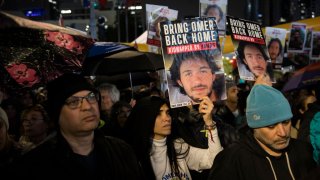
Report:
208,75,317,180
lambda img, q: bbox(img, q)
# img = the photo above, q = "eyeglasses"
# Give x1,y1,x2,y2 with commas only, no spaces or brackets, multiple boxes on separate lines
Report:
65,92,99,109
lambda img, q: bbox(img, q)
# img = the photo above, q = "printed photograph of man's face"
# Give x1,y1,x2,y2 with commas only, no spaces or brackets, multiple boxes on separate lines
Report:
288,26,306,52
176,56,216,103
267,38,283,64
236,41,275,82
167,51,226,107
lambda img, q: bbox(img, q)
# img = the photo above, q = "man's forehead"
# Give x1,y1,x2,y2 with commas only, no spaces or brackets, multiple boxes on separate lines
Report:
244,45,260,52
180,57,209,66
71,90,92,97
270,41,280,47
100,90,109,94
244,47,264,58
257,120,291,129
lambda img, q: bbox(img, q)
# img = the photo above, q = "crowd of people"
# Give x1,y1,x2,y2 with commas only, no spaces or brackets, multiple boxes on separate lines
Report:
0,67,319,179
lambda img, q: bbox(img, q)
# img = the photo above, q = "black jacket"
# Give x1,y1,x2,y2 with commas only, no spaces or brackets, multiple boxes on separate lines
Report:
216,104,238,127
172,105,240,149
208,131,317,180
10,130,144,180
298,101,320,142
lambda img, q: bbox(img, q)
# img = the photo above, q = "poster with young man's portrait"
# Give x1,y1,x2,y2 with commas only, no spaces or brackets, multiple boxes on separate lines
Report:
146,4,178,47
226,16,275,82
304,28,313,49
288,23,307,53
199,0,228,36
287,50,310,68
160,17,226,108
310,31,320,60
265,27,287,69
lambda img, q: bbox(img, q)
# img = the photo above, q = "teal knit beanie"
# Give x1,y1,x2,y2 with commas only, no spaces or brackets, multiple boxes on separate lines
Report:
246,85,293,128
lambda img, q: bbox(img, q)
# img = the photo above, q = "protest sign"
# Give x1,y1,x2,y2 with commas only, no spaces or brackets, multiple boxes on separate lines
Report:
288,23,307,52
200,0,228,36
265,27,287,69
227,16,275,82
160,17,225,108
310,31,320,59
146,4,178,47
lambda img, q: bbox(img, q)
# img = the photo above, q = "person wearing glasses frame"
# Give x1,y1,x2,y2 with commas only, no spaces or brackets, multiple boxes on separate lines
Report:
9,73,145,180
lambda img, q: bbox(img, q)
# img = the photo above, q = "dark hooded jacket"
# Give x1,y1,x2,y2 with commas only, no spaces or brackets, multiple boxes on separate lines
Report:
298,101,320,142
208,130,317,180
9,130,145,180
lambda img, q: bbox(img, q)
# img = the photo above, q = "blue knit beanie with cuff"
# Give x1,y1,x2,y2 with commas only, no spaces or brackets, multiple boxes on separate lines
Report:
246,85,293,128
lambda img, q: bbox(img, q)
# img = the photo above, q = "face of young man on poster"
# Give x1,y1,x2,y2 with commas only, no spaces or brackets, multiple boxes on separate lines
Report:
243,44,267,77
268,41,280,63
177,57,216,103
206,7,221,22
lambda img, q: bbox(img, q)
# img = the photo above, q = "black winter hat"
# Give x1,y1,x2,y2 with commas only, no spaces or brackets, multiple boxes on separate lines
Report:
46,73,97,124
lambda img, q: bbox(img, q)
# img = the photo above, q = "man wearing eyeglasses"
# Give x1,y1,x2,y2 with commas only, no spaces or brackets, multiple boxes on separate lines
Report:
9,73,145,180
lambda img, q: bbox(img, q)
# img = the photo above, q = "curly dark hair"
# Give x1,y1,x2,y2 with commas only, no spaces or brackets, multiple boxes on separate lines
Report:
169,51,225,99
237,41,274,80
267,38,283,57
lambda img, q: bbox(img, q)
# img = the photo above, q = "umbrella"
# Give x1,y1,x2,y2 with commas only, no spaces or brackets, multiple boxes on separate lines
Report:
0,12,94,90
82,42,164,76
282,62,320,92
86,41,135,58
94,72,157,90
